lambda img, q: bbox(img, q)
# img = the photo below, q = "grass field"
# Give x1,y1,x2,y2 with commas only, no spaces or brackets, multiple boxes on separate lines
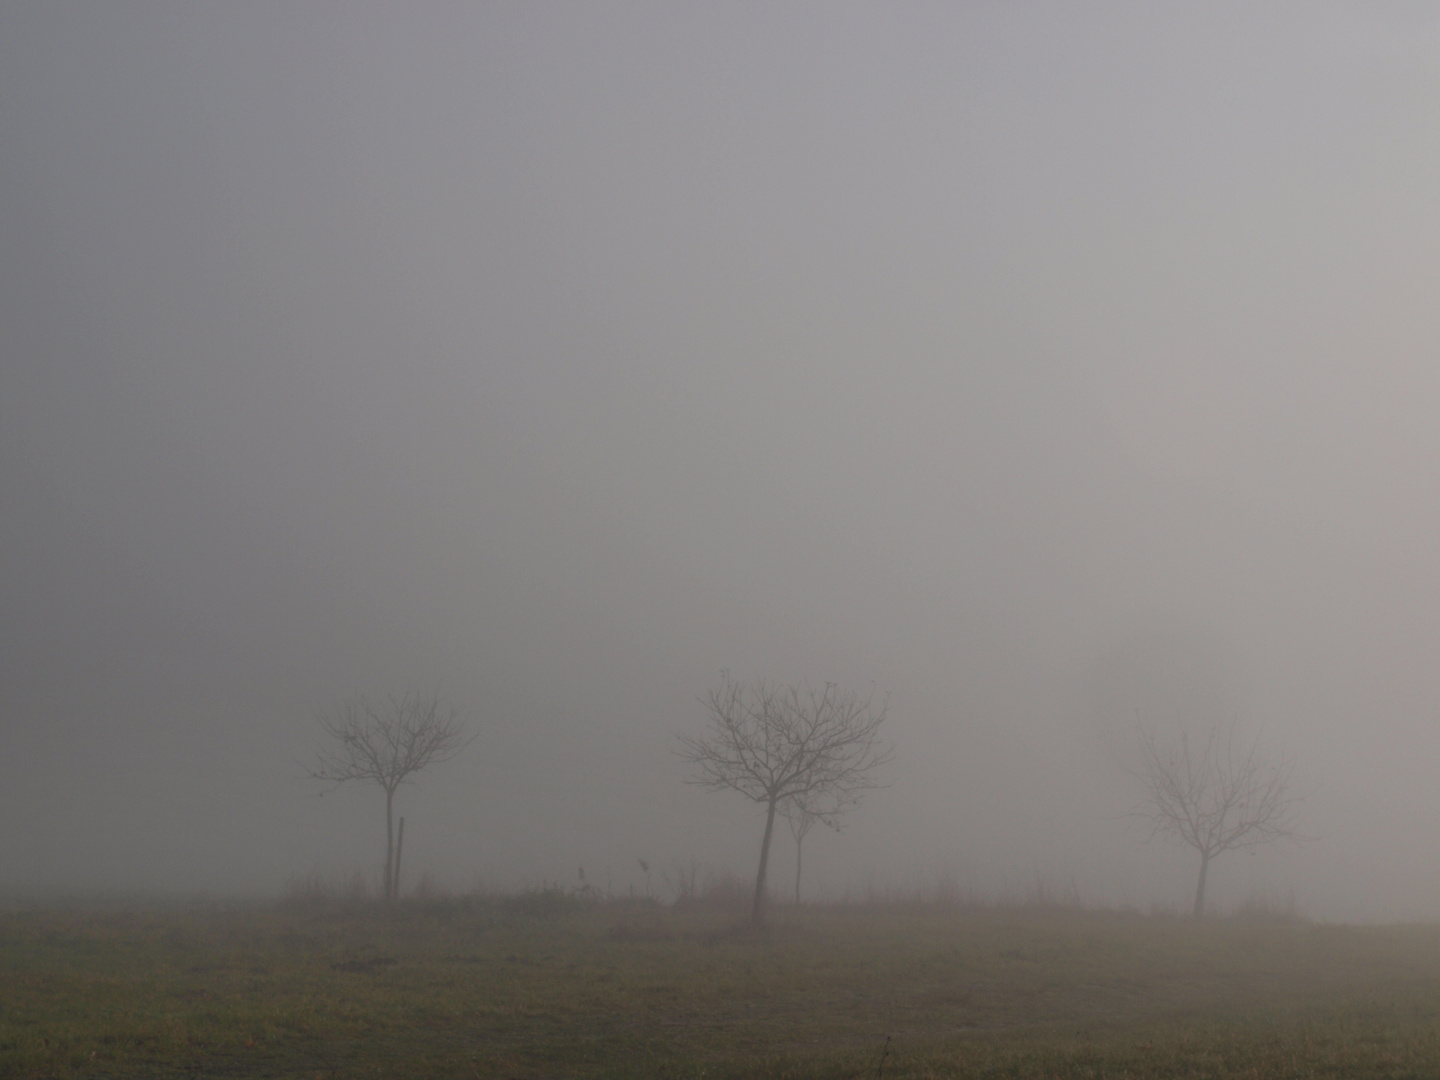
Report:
5,889,1440,1078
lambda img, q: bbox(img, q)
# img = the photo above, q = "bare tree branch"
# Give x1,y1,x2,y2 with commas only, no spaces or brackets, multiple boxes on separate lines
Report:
677,673,894,923
1131,719,1300,917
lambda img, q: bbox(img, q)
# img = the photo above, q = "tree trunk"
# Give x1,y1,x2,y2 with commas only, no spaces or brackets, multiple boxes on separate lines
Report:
751,796,779,924
794,831,803,905
393,816,405,900
1192,850,1210,918
384,788,395,903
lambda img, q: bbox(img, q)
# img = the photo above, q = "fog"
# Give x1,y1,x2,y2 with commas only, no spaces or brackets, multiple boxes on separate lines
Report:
4,3,1440,922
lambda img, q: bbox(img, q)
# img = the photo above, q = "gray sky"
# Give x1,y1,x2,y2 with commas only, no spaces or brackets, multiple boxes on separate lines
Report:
4,3,1440,920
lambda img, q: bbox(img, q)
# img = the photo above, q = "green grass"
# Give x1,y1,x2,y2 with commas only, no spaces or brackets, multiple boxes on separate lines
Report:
5,893,1440,1078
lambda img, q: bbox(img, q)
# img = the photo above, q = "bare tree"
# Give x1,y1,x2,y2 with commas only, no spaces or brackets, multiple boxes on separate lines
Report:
306,690,472,902
782,794,821,905
678,673,893,923
1133,720,1300,917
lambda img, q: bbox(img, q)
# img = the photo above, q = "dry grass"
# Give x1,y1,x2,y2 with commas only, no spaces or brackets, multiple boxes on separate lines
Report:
2,891,1437,1078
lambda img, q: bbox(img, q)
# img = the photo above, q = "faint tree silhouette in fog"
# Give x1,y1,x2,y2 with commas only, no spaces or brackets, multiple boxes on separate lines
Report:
1133,720,1300,917
782,793,821,905
305,690,472,902
678,673,893,923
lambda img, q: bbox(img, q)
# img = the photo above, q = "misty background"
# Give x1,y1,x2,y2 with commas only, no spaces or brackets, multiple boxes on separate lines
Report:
3,3,1439,921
